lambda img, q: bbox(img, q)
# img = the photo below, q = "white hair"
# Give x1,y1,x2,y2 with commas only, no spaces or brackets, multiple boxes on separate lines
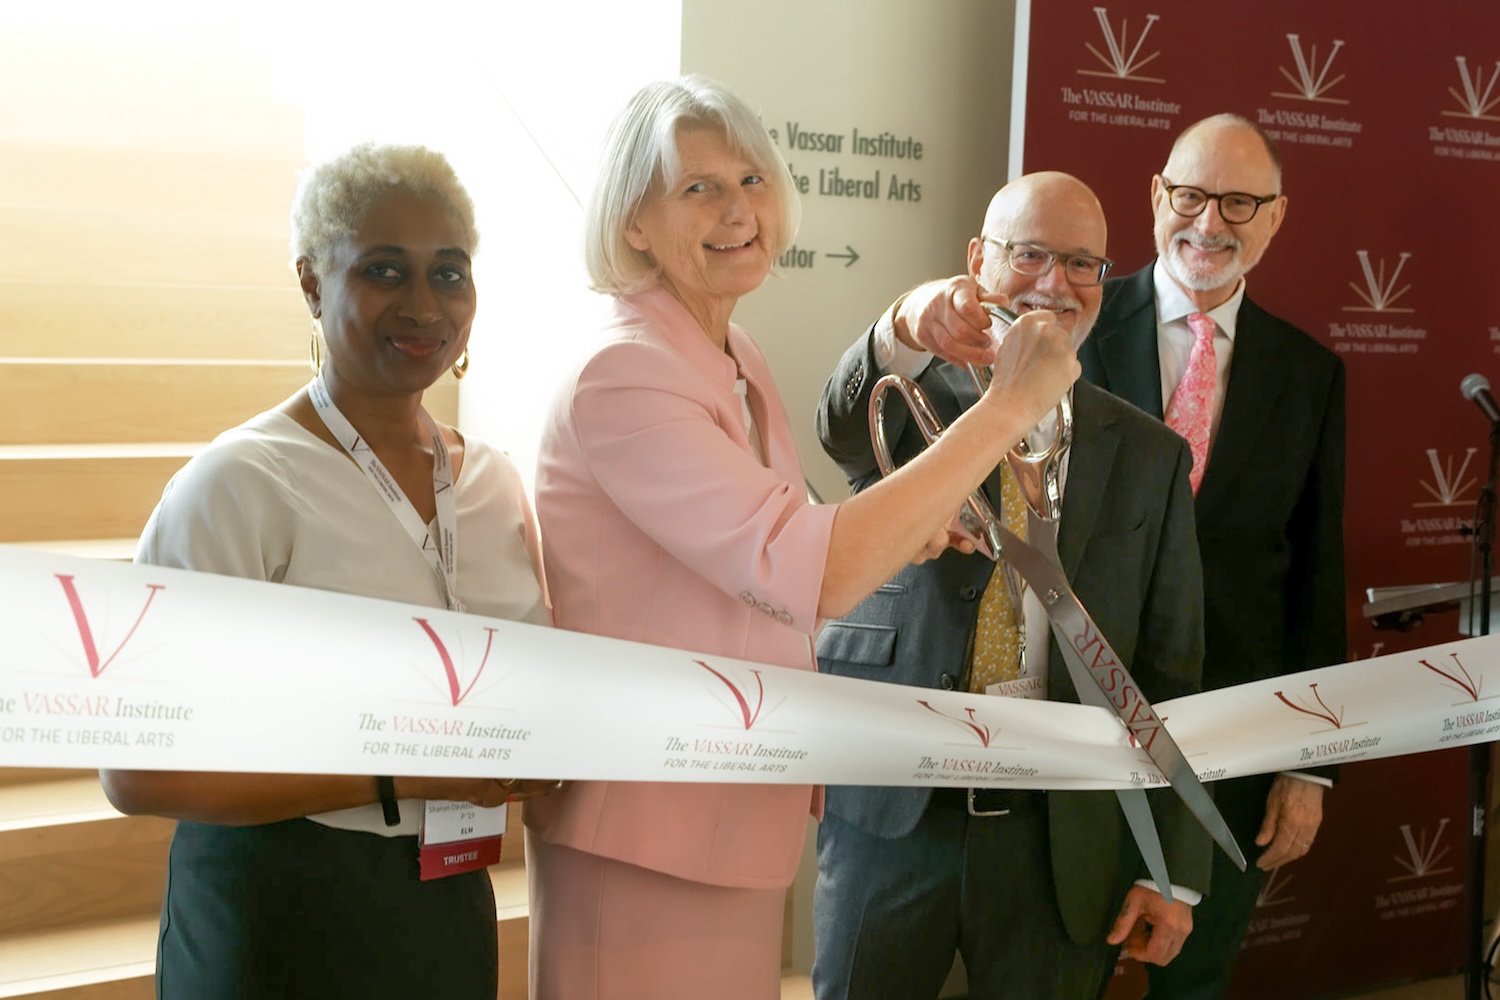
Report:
290,143,478,274
584,74,800,295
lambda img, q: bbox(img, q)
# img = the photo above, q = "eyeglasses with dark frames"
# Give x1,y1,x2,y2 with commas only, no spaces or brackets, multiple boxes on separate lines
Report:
1160,177,1280,224
981,238,1114,287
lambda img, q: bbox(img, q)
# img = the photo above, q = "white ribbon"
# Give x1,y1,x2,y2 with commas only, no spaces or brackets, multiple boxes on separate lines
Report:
2,546,1495,787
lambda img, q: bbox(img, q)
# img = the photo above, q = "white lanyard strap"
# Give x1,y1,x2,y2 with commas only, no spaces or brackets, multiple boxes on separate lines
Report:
308,374,463,612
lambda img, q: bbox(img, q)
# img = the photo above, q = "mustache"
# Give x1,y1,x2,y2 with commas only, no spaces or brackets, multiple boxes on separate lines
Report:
1013,292,1085,313
1173,231,1242,251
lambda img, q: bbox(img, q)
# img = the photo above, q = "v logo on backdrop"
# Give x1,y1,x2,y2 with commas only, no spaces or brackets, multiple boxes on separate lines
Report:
1078,7,1165,84
1415,448,1478,508
1273,35,1348,104
1342,251,1415,313
1443,56,1500,120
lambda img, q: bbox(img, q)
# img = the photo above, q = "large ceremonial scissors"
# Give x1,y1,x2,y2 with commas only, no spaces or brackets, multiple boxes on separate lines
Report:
868,303,1246,899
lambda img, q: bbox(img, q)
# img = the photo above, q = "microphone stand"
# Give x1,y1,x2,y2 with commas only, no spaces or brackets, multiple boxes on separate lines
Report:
1467,419,1497,1000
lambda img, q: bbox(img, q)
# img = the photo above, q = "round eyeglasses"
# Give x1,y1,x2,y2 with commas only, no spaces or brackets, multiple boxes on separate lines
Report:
982,238,1113,287
1161,179,1279,224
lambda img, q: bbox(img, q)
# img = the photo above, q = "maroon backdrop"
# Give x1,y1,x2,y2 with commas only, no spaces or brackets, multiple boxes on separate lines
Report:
1013,1,1500,994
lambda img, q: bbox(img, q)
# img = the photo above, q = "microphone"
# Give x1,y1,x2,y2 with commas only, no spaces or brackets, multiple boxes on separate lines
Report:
1462,373,1500,424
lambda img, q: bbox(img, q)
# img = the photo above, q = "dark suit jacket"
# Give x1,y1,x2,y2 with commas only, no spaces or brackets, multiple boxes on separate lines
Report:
1081,263,1348,693
814,327,1212,946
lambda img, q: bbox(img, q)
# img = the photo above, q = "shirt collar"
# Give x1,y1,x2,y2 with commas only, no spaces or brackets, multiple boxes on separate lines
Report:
1151,260,1245,342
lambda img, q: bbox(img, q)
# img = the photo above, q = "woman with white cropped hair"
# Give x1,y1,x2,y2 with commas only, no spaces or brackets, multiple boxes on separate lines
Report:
102,142,555,999
528,75,1081,999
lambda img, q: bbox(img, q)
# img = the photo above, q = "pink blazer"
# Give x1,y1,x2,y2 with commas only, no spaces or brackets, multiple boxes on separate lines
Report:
529,287,837,890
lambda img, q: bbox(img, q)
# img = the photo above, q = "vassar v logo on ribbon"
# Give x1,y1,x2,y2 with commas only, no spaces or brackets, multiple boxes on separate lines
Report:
695,660,766,731
55,574,165,679
917,700,996,749
1420,652,1482,701
1274,682,1346,730
414,618,498,707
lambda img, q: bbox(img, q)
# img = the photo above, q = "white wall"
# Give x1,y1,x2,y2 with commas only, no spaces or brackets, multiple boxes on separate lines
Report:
682,0,1018,501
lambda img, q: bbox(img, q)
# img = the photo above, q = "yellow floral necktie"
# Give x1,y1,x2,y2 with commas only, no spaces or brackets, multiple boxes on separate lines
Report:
968,462,1029,692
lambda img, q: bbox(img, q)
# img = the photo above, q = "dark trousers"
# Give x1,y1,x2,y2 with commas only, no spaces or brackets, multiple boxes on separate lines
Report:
813,790,1117,1000
1145,775,1273,999
158,818,498,1000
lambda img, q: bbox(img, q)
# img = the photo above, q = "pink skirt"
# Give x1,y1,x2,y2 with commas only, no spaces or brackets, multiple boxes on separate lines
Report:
526,831,786,1000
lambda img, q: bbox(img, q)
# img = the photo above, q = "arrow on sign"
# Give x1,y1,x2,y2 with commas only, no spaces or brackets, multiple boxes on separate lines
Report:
826,245,861,267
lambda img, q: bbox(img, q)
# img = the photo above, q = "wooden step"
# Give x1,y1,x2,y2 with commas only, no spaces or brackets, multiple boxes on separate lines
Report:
0,446,195,544
1,361,309,446
0,915,155,1000
0,778,171,863
0,860,530,1000
0,206,289,290
1,362,462,447
0,771,96,791
0,780,171,936
4,542,137,563
1,144,300,222
0,284,307,361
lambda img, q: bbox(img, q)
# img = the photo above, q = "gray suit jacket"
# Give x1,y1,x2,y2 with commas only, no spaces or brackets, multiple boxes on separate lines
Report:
815,326,1211,945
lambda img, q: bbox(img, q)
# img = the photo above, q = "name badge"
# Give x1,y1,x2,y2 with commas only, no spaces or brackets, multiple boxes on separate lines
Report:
986,675,1045,700
418,799,507,881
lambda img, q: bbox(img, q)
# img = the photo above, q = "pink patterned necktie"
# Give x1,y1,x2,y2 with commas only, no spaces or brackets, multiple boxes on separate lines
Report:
1164,312,1218,494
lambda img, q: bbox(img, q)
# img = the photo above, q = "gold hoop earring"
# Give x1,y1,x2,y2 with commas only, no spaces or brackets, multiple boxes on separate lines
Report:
451,348,469,380
309,321,324,375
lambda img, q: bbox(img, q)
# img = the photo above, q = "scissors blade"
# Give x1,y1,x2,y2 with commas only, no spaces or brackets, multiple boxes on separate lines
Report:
998,522,1247,873
1115,787,1174,904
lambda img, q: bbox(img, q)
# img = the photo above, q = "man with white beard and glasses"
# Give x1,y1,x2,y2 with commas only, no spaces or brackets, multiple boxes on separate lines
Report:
1080,113,1347,999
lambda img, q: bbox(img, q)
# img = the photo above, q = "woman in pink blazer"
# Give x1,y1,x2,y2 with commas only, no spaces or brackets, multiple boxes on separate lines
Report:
528,75,1080,999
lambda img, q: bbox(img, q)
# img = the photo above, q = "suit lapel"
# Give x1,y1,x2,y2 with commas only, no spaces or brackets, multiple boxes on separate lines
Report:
1057,383,1119,581
1047,383,1119,704
1095,267,1166,419
1196,297,1284,511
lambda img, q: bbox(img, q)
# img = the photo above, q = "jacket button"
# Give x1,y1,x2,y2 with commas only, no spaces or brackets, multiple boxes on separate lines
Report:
739,591,756,605
959,585,978,600
757,602,775,617
939,673,956,691
775,611,792,626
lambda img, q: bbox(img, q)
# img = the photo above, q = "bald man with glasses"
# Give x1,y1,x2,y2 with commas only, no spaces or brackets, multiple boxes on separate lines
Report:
1080,113,1347,999
812,171,1211,1000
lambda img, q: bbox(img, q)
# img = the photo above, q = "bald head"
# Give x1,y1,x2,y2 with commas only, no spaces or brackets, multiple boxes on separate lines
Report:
1166,114,1282,189
968,171,1109,346
982,171,1108,250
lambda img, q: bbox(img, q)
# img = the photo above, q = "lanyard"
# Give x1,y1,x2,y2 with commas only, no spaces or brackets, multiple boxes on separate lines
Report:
308,374,464,613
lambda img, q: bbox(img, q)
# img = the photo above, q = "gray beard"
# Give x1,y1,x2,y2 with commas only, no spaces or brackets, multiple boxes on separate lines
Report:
1162,239,1247,293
